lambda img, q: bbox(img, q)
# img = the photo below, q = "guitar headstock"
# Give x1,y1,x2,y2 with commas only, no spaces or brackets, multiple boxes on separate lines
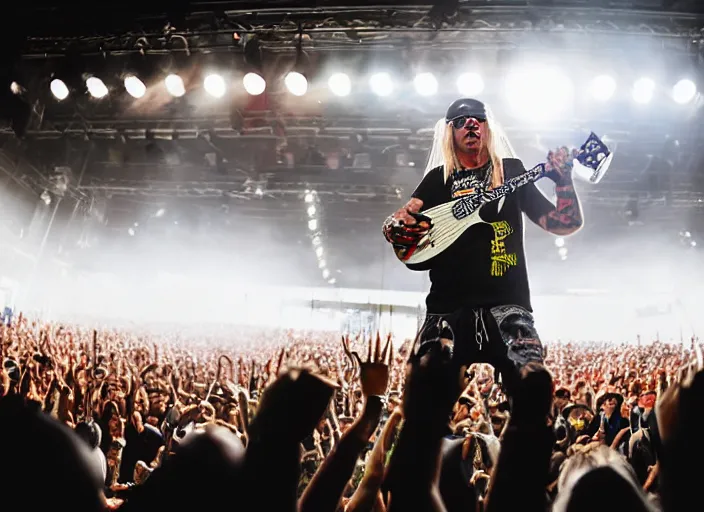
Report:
573,132,613,184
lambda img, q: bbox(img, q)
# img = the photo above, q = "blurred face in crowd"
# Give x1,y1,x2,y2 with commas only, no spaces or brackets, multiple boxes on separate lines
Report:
603,397,617,416
639,392,656,410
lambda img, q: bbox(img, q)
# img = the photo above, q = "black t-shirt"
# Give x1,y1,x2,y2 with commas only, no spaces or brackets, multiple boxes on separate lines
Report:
411,158,554,313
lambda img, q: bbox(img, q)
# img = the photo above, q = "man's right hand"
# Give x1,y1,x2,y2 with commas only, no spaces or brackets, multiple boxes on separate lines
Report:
383,198,432,248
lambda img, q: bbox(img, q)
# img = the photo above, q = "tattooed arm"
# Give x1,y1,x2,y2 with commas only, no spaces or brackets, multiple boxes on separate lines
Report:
516,149,584,236
536,177,583,236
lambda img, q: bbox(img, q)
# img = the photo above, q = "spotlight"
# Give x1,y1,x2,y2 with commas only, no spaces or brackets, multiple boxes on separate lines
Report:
457,72,484,96
50,79,69,100
155,208,165,217
558,247,568,259
307,205,316,217
128,228,135,236
165,74,186,97
414,72,438,96
506,67,573,120
632,78,655,104
304,192,314,203
243,72,266,96
590,75,617,102
312,236,321,246
328,278,336,285
322,269,330,279
370,73,393,97
554,237,565,248
124,75,146,98
40,191,51,205
318,259,326,269
86,77,108,99
308,219,318,231
328,73,351,97
316,246,324,258
285,71,308,96
255,187,263,196
204,74,226,98
672,79,697,104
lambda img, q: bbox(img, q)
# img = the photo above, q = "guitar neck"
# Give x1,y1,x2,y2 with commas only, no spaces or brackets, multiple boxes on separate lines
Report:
451,163,547,220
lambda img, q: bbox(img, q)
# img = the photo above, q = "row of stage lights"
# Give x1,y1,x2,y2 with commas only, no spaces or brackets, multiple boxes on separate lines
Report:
47,68,699,106
304,190,337,286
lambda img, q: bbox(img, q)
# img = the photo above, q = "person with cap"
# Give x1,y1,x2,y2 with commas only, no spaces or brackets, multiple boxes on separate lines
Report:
382,98,584,397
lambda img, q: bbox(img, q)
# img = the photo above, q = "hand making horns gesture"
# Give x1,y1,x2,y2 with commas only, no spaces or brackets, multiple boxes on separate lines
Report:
342,333,392,398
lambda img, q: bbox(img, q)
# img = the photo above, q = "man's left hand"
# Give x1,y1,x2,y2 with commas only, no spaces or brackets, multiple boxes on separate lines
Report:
545,147,579,182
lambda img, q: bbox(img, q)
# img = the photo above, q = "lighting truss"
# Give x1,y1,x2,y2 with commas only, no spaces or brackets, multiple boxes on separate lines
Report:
20,4,704,58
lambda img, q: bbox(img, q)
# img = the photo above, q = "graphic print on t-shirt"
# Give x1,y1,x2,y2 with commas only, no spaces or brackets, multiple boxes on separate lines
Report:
489,221,517,277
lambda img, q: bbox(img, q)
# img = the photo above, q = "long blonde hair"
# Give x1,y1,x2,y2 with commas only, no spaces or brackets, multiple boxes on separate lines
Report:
441,116,505,189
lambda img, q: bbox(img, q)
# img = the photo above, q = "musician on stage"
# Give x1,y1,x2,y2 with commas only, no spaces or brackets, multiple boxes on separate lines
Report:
382,98,584,395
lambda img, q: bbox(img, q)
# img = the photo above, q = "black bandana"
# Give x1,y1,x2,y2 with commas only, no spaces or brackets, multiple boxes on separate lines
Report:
450,160,492,198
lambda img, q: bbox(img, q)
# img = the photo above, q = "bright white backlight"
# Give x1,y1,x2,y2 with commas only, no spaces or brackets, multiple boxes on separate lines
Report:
308,219,318,231
285,71,308,96
204,74,226,98
165,74,186,97
555,237,565,248
322,269,330,279
124,75,146,98
243,72,266,95
86,77,108,99
457,72,484,96
632,77,655,104
328,73,351,97
414,72,438,96
590,75,616,102
505,67,574,120
370,73,393,97
672,79,697,104
50,79,69,100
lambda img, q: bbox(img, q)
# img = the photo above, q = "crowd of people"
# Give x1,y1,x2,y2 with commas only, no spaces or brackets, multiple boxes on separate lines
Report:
1,315,702,511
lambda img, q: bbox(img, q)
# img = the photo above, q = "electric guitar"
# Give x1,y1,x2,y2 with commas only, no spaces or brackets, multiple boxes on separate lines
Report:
400,132,613,267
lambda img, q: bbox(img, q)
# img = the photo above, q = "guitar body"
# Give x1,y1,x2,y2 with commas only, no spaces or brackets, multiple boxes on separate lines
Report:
404,203,490,270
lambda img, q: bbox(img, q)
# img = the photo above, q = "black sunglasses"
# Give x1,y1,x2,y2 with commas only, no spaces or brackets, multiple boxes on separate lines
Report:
450,115,486,129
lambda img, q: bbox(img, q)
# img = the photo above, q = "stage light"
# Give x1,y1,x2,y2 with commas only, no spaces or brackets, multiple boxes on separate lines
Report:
124,75,146,98
204,74,226,98
304,192,314,203
555,237,565,248
370,73,393,97
318,259,326,269
165,74,186,97
285,71,308,96
673,79,696,104
86,77,108,99
128,228,135,236
243,72,266,95
590,75,616,101
328,278,336,285
255,187,263,196
328,73,351,97
312,236,321,246
315,246,324,258
307,205,316,217
506,67,573,120
308,219,318,231
558,247,568,259
632,78,655,104
322,269,330,279
50,79,69,100
155,208,165,217
457,72,484,96
414,72,438,96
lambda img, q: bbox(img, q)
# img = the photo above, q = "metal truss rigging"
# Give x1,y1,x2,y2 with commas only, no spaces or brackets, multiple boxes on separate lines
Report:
19,3,704,58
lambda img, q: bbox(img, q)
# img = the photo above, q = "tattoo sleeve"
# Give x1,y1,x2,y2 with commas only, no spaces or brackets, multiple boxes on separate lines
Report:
538,178,583,235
